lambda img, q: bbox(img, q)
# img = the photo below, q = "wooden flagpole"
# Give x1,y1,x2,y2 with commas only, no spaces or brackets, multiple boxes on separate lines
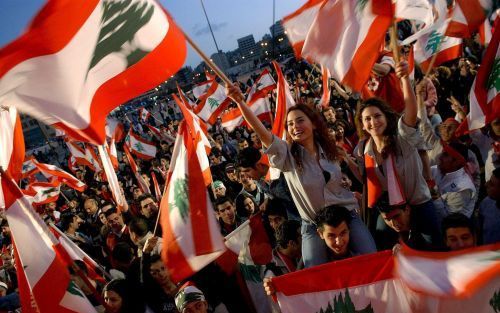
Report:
390,20,400,64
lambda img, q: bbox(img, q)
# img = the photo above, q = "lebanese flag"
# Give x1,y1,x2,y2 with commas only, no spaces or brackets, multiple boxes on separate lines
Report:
205,70,215,81
125,130,157,160
21,157,40,179
97,144,126,209
139,107,151,123
414,22,463,72
0,107,25,182
300,0,392,91
458,25,500,133
246,68,277,105
25,178,61,205
0,0,186,145
123,145,151,195
478,19,493,46
32,159,86,192
151,171,162,202
2,173,97,312
446,0,493,38
84,145,103,172
160,121,225,283
50,224,107,284
145,124,174,144
194,81,231,125
282,0,325,58
105,119,125,143
319,65,330,108
192,80,213,99
68,155,79,173
65,140,95,170
177,83,197,109
173,94,212,186
269,61,295,180
107,139,119,170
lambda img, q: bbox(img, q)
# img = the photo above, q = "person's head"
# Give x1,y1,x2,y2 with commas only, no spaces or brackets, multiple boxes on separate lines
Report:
148,254,173,288
225,163,238,182
236,147,269,180
250,131,261,146
0,281,7,297
209,148,223,165
236,194,257,218
322,106,336,124
266,198,288,232
355,98,399,148
128,218,149,245
175,284,208,313
132,186,144,200
105,208,125,233
238,138,249,151
103,279,132,313
442,213,476,251
140,173,151,187
438,142,468,174
340,172,352,190
315,205,352,257
275,220,302,259
84,198,99,215
1,221,10,238
486,168,500,201
60,213,82,232
212,181,226,198
490,117,500,137
45,201,57,211
375,194,411,233
138,193,158,218
438,118,459,143
238,171,256,189
215,197,236,226
214,133,224,147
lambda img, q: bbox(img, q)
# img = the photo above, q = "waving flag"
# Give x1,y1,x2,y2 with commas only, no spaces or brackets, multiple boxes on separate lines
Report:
33,160,86,192
173,94,212,186
139,107,151,123
300,0,392,91
246,68,277,104
0,107,25,181
319,65,330,108
65,140,95,170
123,145,151,194
205,70,215,81
21,157,39,179
194,81,231,124
460,25,500,132
192,80,213,99
177,83,197,109
2,173,97,312
160,121,225,283
151,171,162,202
107,139,119,170
25,179,61,205
0,0,186,145
414,23,463,72
85,145,103,172
282,0,325,58
68,155,79,173
125,130,157,160
145,124,175,144
105,119,125,143
446,0,493,38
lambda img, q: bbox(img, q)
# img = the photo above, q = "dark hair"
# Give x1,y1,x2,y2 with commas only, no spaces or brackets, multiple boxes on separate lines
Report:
442,213,475,236
276,220,301,249
137,193,154,204
104,208,119,218
355,98,400,159
493,167,500,179
373,192,408,213
59,213,76,232
128,218,149,237
235,194,258,218
103,279,143,313
149,254,162,266
266,198,288,217
111,242,134,264
286,104,340,170
315,205,352,229
214,196,234,210
236,147,262,169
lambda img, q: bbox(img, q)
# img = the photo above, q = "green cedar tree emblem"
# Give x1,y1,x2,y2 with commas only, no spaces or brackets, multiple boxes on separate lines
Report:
487,58,500,92
134,141,145,152
208,97,220,109
67,281,85,298
425,31,444,55
42,188,58,196
491,290,500,312
239,264,263,283
356,0,368,13
88,0,155,72
169,178,189,222
315,289,374,313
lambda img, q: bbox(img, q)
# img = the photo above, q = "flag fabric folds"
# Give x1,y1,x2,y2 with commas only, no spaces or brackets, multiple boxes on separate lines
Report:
65,140,95,171
25,179,62,205
160,121,225,283
319,65,330,108
2,172,97,312
0,0,186,145
123,145,151,195
21,157,39,179
125,130,157,160
194,80,231,125
300,0,392,91
139,108,151,123
33,159,86,192
446,0,493,38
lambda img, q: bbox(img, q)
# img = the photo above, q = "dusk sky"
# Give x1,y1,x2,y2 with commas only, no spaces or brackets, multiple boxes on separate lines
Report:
0,0,304,67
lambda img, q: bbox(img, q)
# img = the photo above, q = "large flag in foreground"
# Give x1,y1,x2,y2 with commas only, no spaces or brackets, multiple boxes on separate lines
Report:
273,245,500,313
0,0,186,144
2,172,97,312
160,121,225,283
300,0,392,91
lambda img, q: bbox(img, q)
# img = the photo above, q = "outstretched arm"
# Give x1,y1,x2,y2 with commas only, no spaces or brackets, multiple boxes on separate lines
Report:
395,61,418,127
226,83,274,147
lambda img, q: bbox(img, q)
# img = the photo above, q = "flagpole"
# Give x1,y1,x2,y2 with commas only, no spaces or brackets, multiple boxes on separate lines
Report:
182,30,233,86
390,20,400,64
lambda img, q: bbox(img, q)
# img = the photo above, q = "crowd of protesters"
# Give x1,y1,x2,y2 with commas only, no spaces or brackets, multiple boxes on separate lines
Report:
0,35,498,313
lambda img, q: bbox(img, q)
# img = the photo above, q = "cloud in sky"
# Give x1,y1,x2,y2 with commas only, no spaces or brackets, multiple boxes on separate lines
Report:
193,22,228,36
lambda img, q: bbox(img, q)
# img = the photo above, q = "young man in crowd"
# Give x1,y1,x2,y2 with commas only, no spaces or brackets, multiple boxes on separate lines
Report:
441,213,476,251
214,196,245,236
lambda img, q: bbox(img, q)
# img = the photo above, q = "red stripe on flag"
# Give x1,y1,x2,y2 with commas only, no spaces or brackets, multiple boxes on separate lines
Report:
271,61,288,137
420,44,463,72
342,16,392,91
248,213,272,265
7,113,25,181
